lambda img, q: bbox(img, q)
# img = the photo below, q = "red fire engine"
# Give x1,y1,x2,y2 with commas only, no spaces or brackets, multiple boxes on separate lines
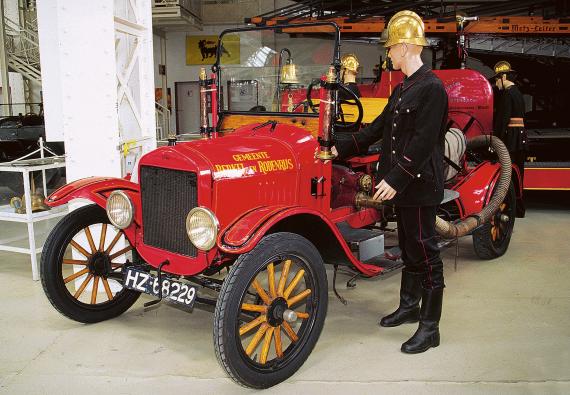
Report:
40,22,520,388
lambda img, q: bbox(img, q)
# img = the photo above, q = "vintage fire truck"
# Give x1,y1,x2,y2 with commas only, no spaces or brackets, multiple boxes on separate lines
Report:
40,22,521,388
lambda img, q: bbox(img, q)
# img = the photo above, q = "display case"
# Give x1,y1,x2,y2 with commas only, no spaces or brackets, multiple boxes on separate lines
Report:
0,155,67,280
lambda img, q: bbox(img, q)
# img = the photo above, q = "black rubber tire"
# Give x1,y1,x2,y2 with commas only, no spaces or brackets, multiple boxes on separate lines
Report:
40,204,140,323
473,182,516,259
213,232,328,389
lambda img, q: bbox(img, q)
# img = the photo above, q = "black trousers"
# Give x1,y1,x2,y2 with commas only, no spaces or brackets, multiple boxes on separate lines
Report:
512,151,525,181
396,205,444,289
505,126,527,185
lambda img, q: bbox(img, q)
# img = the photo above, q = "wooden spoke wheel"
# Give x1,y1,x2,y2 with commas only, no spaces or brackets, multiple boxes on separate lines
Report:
473,182,516,259
41,204,141,323
214,232,327,389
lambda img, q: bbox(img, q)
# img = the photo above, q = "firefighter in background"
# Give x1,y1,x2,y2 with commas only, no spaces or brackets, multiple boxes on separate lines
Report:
337,54,362,134
340,54,362,98
334,10,448,354
493,61,527,198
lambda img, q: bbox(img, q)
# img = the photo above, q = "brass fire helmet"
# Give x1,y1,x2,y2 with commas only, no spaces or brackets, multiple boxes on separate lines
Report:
493,60,515,77
383,10,428,48
341,54,359,73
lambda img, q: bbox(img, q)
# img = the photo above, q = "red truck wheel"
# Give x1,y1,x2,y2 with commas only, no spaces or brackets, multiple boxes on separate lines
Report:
40,204,140,323
213,232,328,389
472,182,516,259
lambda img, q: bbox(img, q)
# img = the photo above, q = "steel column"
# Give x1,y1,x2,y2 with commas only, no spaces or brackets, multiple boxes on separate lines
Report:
0,0,13,115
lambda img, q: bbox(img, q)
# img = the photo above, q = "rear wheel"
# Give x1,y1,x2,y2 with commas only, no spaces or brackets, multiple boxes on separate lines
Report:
473,182,516,259
213,232,328,389
41,204,141,323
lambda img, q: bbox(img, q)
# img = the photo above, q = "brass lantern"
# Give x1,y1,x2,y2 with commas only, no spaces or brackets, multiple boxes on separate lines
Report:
280,59,300,84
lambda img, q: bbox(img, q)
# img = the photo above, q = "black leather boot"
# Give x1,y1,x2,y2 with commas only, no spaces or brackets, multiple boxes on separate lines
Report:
401,287,443,354
379,270,422,327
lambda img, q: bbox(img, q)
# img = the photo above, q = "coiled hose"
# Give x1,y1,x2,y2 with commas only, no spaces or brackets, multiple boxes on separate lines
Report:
435,135,511,239
354,135,512,239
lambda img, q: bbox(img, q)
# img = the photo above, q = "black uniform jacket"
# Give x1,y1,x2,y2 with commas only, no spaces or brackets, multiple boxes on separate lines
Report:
336,65,449,207
493,85,526,152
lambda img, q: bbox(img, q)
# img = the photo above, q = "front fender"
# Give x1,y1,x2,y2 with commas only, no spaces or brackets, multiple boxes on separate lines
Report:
218,205,383,277
219,205,290,249
47,177,141,246
46,177,139,208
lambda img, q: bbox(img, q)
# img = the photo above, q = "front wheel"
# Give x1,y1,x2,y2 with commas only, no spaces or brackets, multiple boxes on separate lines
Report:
472,182,516,259
41,204,141,323
213,232,328,389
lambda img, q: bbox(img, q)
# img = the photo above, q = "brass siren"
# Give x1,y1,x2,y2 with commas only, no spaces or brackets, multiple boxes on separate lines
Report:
280,59,300,84
10,176,50,214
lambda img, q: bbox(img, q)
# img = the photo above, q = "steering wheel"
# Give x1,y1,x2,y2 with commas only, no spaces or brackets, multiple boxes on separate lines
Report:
306,79,364,132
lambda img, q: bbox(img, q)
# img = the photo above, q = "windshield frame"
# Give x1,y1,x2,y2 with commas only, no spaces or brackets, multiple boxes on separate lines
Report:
213,22,342,118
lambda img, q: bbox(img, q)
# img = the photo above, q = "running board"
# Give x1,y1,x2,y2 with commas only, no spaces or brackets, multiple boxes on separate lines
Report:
337,222,384,262
335,222,404,274
363,255,403,275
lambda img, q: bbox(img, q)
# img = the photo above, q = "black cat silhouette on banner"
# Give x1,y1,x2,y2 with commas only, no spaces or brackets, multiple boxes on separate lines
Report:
186,35,240,65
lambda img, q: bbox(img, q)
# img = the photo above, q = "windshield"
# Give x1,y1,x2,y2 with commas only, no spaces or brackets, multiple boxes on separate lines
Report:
217,24,339,114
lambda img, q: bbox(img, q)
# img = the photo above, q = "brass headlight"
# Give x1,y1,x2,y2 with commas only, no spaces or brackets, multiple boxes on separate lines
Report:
106,191,134,229
186,207,219,251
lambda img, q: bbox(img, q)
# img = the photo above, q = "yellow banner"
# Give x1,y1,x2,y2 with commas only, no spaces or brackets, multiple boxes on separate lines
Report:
186,35,240,65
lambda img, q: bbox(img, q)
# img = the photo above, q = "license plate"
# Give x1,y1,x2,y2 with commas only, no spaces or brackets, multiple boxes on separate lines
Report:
123,267,197,308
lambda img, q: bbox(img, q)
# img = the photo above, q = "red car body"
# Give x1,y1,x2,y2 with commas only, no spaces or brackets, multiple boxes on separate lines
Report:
46,66,522,279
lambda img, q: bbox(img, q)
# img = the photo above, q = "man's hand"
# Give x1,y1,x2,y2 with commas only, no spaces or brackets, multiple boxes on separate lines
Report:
373,179,396,201
331,146,338,157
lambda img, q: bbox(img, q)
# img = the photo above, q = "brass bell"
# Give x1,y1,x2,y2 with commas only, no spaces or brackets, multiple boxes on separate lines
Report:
281,59,300,84
9,176,50,214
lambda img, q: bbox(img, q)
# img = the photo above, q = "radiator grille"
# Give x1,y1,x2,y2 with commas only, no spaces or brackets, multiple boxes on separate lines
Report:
140,166,198,257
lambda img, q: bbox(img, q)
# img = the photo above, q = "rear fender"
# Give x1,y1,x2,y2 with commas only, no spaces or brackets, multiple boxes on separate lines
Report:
483,163,523,208
454,161,523,217
218,206,383,277
454,161,500,217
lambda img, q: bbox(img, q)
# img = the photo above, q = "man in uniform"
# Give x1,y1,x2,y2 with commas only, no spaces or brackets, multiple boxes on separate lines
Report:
334,10,448,354
493,61,527,213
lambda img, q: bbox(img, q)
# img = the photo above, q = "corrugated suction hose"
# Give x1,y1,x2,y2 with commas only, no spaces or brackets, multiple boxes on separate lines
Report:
435,135,512,238
354,135,512,239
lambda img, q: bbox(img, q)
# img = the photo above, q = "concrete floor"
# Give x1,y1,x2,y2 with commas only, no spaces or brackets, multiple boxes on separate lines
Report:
1,192,569,394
